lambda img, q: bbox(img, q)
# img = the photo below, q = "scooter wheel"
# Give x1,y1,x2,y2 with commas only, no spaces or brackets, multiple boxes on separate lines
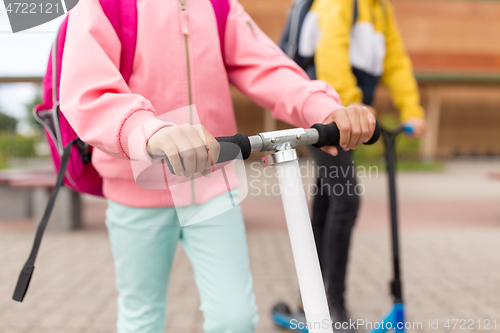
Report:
272,302,292,315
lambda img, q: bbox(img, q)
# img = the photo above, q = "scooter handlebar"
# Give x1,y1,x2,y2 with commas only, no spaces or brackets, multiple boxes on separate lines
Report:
217,120,380,158
164,120,381,174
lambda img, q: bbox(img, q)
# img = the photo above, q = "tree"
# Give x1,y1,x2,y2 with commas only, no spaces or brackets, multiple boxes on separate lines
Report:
25,87,44,135
0,112,18,133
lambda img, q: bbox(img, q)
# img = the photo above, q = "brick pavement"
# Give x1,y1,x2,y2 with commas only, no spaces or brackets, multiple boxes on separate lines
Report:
0,160,499,333
1,227,499,333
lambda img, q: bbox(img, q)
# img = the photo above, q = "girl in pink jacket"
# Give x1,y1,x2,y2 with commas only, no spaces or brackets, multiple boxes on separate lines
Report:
60,0,376,332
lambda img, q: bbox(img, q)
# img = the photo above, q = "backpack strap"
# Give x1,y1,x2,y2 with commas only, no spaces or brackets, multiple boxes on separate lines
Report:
49,0,137,106
12,140,76,302
100,0,138,84
353,0,358,26
209,0,230,58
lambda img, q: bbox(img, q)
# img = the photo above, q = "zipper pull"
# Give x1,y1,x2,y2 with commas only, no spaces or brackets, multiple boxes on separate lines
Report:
180,11,189,35
179,0,189,35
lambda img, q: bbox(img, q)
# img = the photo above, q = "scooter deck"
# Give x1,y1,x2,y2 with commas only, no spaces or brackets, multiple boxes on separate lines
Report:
272,302,309,332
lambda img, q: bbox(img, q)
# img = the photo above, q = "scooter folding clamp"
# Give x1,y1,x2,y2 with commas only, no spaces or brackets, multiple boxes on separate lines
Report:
262,148,298,167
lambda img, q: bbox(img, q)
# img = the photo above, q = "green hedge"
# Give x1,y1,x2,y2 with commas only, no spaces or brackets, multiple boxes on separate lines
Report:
352,115,442,171
0,132,38,168
0,112,18,133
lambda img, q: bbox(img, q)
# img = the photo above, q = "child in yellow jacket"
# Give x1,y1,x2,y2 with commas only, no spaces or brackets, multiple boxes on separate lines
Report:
297,0,427,130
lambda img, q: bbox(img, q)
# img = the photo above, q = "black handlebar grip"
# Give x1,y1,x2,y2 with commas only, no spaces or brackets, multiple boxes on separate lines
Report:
365,121,381,145
216,133,252,162
165,133,251,175
311,120,381,148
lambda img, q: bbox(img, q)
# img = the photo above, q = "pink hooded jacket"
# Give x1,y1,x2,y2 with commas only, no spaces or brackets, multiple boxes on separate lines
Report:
59,0,343,208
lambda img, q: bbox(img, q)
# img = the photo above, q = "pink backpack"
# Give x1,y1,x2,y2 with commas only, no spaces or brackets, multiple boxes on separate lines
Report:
14,0,230,302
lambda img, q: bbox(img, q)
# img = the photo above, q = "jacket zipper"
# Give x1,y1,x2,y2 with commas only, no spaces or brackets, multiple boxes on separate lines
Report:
179,0,196,204
179,0,193,109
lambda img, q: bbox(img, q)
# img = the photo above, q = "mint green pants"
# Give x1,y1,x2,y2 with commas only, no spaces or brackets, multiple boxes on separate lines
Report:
105,194,259,333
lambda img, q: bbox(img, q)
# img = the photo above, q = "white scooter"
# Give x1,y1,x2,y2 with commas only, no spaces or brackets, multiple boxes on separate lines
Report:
168,121,380,333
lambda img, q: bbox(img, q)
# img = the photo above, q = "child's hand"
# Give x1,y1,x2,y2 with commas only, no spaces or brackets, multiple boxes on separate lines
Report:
147,124,220,178
404,117,427,138
348,102,377,117
321,105,377,156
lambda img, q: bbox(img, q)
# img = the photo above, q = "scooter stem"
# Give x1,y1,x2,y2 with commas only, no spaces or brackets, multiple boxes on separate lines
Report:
265,145,333,333
382,129,403,303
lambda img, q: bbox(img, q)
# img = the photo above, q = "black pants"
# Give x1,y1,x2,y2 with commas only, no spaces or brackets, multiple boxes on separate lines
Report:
309,146,360,307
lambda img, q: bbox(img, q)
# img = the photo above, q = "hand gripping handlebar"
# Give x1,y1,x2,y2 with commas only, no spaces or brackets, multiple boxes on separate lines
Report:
166,121,381,174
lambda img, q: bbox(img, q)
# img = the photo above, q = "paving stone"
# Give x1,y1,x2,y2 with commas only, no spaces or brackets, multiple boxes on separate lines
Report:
0,226,496,333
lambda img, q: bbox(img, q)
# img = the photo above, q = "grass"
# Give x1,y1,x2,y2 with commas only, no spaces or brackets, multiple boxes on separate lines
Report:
352,115,444,172
355,159,444,172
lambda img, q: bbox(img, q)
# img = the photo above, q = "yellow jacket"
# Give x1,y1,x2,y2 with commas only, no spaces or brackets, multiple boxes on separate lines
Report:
306,0,425,121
